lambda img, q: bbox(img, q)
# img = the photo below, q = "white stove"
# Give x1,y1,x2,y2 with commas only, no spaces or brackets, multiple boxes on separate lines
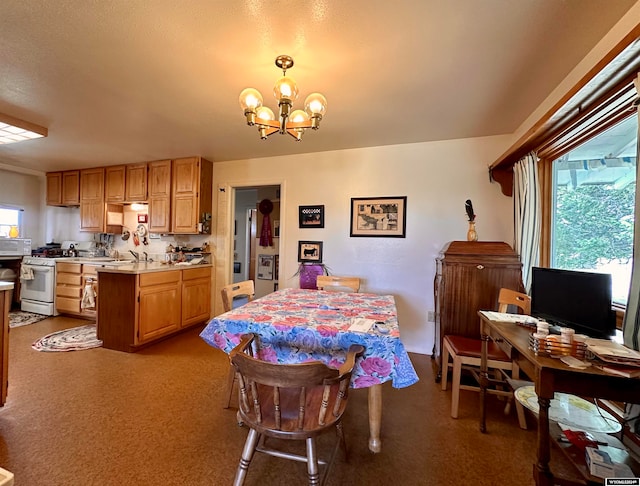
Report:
20,256,58,315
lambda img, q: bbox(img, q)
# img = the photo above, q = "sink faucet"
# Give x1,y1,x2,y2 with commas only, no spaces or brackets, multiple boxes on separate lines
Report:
129,250,140,262
143,252,152,262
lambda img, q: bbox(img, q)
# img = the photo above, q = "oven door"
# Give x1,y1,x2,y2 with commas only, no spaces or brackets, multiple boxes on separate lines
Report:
20,264,55,303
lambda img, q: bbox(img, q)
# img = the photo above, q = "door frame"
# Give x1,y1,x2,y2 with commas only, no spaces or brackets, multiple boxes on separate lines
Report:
215,180,286,316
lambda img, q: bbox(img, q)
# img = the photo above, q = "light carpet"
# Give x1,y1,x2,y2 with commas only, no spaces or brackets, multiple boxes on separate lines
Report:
32,324,102,352
9,311,49,328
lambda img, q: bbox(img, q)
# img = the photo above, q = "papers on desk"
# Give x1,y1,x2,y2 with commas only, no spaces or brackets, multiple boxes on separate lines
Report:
586,338,640,367
348,318,376,333
481,311,526,323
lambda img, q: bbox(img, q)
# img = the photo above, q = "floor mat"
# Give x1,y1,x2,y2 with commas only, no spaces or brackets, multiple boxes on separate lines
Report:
31,324,102,352
9,311,49,328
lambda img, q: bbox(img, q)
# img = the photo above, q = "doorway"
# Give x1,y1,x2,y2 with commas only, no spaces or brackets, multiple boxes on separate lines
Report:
232,185,280,299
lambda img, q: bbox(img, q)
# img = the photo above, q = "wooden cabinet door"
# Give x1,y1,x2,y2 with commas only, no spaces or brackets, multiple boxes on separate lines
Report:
171,157,199,234
0,289,9,406
46,172,62,206
181,268,211,327
148,160,172,233
138,283,181,342
80,168,105,232
125,163,148,202
61,170,80,206
105,166,126,203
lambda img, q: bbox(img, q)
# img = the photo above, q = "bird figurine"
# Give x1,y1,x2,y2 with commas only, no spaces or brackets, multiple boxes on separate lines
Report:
465,199,476,222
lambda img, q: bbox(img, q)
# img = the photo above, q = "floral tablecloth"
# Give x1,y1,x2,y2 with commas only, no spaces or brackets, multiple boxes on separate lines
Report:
200,288,419,389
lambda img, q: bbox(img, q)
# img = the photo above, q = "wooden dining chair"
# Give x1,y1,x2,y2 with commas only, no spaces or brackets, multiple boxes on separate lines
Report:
230,333,364,486
221,280,255,408
441,288,531,422
316,275,360,293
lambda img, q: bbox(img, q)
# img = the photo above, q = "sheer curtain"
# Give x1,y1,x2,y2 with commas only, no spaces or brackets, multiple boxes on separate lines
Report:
513,153,541,293
623,73,640,351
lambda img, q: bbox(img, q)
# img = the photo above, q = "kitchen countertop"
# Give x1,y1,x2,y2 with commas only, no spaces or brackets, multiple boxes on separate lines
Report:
0,282,14,291
94,261,212,274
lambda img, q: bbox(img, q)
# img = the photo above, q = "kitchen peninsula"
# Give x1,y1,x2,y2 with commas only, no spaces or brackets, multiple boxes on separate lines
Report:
96,262,212,352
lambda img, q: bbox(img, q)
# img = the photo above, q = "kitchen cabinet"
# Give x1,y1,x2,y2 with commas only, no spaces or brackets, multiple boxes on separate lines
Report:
181,267,211,327
46,170,80,206
125,163,148,202
171,156,213,234
55,262,98,319
105,165,126,203
148,160,172,233
138,271,182,342
105,164,148,203
0,284,10,406
80,168,105,231
97,265,212,352
434,241,523,380
80,168,123,233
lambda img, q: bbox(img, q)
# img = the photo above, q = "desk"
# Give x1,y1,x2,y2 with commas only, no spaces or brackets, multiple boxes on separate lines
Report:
478,311,640,485
200,288,419,453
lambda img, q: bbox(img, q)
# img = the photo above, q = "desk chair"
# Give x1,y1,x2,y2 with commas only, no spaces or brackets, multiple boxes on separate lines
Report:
230,333,364,486
316,275,360,293
441,288,531,422
221,280,255,408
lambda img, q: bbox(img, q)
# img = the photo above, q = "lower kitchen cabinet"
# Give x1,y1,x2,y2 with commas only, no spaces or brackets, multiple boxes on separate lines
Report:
97,266,212,352
56,262,98,319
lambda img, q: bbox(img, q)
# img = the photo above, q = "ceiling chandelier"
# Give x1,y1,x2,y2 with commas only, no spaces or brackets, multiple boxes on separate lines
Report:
239,55,327,141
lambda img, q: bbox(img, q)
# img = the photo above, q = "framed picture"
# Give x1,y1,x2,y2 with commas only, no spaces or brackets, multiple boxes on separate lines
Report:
350,196,407,238
257,254,274,280
299,205,325,228
274,254,279,280
298,241,323,263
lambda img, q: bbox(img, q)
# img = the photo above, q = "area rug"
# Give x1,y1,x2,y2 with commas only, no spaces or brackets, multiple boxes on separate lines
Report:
31,324,102,352
9,311,49,328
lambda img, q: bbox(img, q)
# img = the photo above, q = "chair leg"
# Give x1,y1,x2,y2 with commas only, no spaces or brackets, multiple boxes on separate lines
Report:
225,364,236,409
441,341,450,391
233,428,260,486
306,437,320,486
515,400,528,429
450,355,462,418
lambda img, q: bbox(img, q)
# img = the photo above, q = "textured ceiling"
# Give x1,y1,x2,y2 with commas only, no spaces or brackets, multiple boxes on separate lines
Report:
0,0,636,174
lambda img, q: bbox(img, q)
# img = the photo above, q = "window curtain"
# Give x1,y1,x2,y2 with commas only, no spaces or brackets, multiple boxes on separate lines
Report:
623,73,640,351
513,153,541,293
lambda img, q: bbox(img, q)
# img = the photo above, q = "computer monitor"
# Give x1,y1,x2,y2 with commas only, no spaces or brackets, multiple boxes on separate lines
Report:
530,267,616,339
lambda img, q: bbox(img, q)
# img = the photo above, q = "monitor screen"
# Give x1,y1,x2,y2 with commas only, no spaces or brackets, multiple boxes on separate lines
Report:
530,267,616,339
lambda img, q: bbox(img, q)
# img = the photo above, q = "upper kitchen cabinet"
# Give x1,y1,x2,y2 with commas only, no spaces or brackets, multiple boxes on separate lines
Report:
104,166,126,203
148,160,172,234
105,163,148,203
80,168,123,233
125,163,148,202
80,168,105,231
46,170,80,206
171,156,213,234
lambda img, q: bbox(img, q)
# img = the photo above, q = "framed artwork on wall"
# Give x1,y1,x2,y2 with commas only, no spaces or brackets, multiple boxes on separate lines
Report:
257,254,274,280
297,241,323,263
299,205,325,228
350,196,407,238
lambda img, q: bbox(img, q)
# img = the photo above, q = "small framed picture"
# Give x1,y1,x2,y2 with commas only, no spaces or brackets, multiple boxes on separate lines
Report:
350,196,407,238
299,205,325,228
257,254,274,280
298,241,323,263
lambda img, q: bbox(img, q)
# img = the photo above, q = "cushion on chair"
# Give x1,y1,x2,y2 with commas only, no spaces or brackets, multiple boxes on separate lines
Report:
444,335,510,361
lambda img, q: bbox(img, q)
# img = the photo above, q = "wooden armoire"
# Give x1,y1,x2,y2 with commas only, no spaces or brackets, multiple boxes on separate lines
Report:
434,241,524,381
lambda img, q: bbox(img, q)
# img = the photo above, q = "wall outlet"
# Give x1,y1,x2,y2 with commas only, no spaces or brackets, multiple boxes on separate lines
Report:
427,310,435,322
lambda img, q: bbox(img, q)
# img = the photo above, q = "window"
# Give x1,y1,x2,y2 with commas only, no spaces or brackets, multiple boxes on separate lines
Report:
551,114,638,305
0,207,22,238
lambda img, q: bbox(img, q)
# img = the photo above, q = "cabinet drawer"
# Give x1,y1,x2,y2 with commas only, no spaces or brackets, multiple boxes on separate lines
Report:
57,274,82,285
57,262,82,273
139,271,180,287
57,297,81,313
82,265,98,276
182,267,211,281
56,285,82,298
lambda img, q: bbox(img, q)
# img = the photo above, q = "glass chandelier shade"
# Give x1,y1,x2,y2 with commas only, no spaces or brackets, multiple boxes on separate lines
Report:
239,55,327,141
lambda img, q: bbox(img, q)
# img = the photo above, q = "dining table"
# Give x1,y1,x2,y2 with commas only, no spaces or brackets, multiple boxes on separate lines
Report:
200,287,419,453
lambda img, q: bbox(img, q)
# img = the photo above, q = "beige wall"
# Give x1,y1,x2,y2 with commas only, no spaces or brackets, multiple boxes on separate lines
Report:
212,134,514,355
